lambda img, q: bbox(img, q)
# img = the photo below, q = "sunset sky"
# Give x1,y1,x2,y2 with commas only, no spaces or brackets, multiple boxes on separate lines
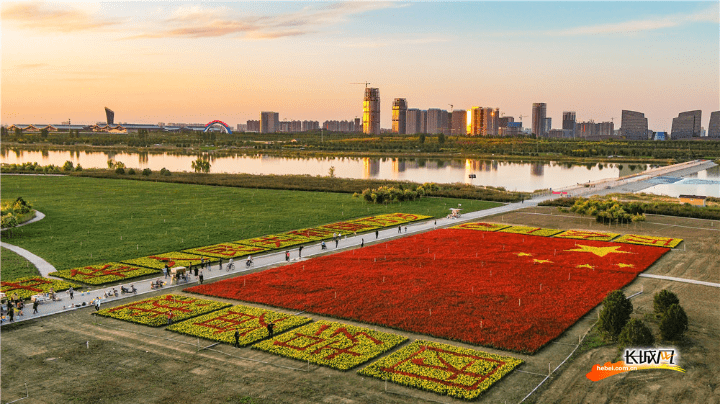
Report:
2,1,718,132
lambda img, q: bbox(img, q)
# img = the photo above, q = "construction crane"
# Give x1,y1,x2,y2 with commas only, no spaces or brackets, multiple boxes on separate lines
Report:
448,104,453,111
351,82,371,88
518,114,527,121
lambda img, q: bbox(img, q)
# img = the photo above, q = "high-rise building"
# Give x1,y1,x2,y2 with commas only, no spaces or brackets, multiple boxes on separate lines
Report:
708,111,720,138
426,109,448,134
562,111,576,138
354,118,362,132
620,110,649,140
246,120,260,132
406,109,422,134
260,112,279,133
392,98,407,134
419,110,427,134
532,103,547,137
670,110,702,140
363,88,380,135
105,107,114,125
467,107,484,136
451,110,466,136
544,117,552,134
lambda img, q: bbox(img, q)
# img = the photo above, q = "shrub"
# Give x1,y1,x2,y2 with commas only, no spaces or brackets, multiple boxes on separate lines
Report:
160,167,172,176
653,289,679,317
75,164,83,171
115,167,125,175
659,304,688,341
62,160,74,171
127,168,136,175
1,213,18,229
142,168,152,176
618,319,655,348
598,290,633,340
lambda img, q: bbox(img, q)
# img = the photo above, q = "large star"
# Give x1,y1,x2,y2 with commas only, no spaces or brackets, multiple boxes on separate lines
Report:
565,245,632,258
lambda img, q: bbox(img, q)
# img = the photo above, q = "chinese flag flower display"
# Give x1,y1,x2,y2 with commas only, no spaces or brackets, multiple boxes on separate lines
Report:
187,229,669,353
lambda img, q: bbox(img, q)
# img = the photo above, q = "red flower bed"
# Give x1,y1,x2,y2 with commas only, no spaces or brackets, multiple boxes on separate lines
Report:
187,229,668,353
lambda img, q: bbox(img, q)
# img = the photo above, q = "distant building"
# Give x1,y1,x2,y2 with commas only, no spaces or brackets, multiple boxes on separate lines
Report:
544,117,552,134
426,108,448,134
679,195,706,207
392,98,407,134
451,110,466,136
500,121,523,136
498,116,514,129
354,118,362,132
105,107,114,125
406,109,423,134
302,120,319,132
670,110,701,140
532,103,547,137
363,88,380,135
654,131,667,141
548,129,572,138
708,111,720,138
620,110,648,140
562,111,576,138
246,120,260,132
237,123,247,132
260,112,279,133
467,107,484,136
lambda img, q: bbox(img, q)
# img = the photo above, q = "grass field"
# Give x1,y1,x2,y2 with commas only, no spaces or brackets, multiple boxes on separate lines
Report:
0,246,40,279
0,175,501,274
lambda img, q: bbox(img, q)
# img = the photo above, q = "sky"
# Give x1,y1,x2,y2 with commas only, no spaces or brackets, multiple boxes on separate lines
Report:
2,1,718,132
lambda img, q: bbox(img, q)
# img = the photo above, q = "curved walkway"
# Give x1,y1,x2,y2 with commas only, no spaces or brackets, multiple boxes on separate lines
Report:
0,210,45,232
1,241,58,278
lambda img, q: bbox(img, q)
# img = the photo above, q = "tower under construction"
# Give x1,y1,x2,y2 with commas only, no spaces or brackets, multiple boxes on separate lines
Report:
363,88,380,135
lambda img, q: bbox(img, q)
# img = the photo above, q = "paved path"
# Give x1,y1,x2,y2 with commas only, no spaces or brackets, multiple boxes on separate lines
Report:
2,159,716,324
638,273,720,288
1,241,57,278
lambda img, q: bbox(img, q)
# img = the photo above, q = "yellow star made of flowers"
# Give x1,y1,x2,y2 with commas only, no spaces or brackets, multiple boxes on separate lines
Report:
616,263,635,268
565,245,632,257
516,252,532,257
533,259,553,264
576,264,594,269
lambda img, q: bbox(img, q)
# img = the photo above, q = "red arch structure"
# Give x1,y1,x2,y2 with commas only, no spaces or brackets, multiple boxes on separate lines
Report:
204,120,232,133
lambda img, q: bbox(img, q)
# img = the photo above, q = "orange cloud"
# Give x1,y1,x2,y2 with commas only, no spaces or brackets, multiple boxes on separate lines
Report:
2,1,118,32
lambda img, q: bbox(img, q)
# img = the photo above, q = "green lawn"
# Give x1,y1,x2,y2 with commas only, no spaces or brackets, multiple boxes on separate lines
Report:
1,176,502,272
1,246,41,279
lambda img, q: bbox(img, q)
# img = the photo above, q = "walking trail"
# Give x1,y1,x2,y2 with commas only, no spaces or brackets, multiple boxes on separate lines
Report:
2,160,716,323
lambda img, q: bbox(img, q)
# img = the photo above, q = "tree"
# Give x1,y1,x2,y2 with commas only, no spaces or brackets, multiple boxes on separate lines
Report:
653,289,679,317
618,319,655,347
63,160,74,171
598,290,633,340
659,304,688,341
419,134,426,144
40,128,49,139
437,133,445,144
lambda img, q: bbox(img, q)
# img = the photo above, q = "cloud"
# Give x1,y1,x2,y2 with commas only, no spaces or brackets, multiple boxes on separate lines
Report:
2,1,117,33
15,63,49,69
549,4,719,36
342,36,451,49
129,1,405,40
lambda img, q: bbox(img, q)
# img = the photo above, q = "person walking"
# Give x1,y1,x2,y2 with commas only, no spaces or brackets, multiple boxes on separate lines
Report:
321,241,326,250
7,303,14,322
335,238,339,248
218,258,223,271
404,226,407,233
298,245,303,258
375,230,379,239
398,225,402,233
95,298,101,311
33,299,39,314
68,286,74,300
194,266,199,277
361,239,364,248
285,251,290,262
199,270,204,284
234,328,240,348
163,264,169,279
167,310,174,325
266,322,274,337
16,300,24,317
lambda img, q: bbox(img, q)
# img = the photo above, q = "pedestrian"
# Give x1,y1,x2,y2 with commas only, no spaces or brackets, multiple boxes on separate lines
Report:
194,266,199,277
321,241,326,250
333,232,337,241
218,258,223,271
361,239,364,248
95,298,101,311
376,230,379,239
199,270,204,284
234,328,240,348
68,286,74,300
164,264,169,278
201,257,205,268
339,233,343,239
299,245,303,258
167,310,174,325
17,300,24,316
7,303,14,322
266,322,274,337
33,299,39,314
335,238,339,248
285,251,290,261
398,225,401,233
434,220,437,228
404,226,407,233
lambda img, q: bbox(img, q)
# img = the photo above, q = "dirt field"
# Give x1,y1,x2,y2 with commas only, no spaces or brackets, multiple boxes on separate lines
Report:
2,208,718,404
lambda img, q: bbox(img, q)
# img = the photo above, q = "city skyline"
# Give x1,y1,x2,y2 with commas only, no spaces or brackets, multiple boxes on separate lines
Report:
2,1,718,131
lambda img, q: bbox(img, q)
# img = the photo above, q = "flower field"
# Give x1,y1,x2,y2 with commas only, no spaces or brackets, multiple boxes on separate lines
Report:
451,222,510,231
252,320,407,370
187,228,670,353
183,243,269,259
235,234,313,249
613,234,683,248
121,252,217,270
359,340,522,400
167,305,312,346
50,262,159,285
497,225,563,237
96,294,230,327
553,229,619,241
1,276,78,300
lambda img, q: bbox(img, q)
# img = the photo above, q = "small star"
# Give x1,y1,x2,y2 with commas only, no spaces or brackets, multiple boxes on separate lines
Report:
533,259,553,264
516,252,532,257
616,263,635,268
577,264,594,269
565,245,632,257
